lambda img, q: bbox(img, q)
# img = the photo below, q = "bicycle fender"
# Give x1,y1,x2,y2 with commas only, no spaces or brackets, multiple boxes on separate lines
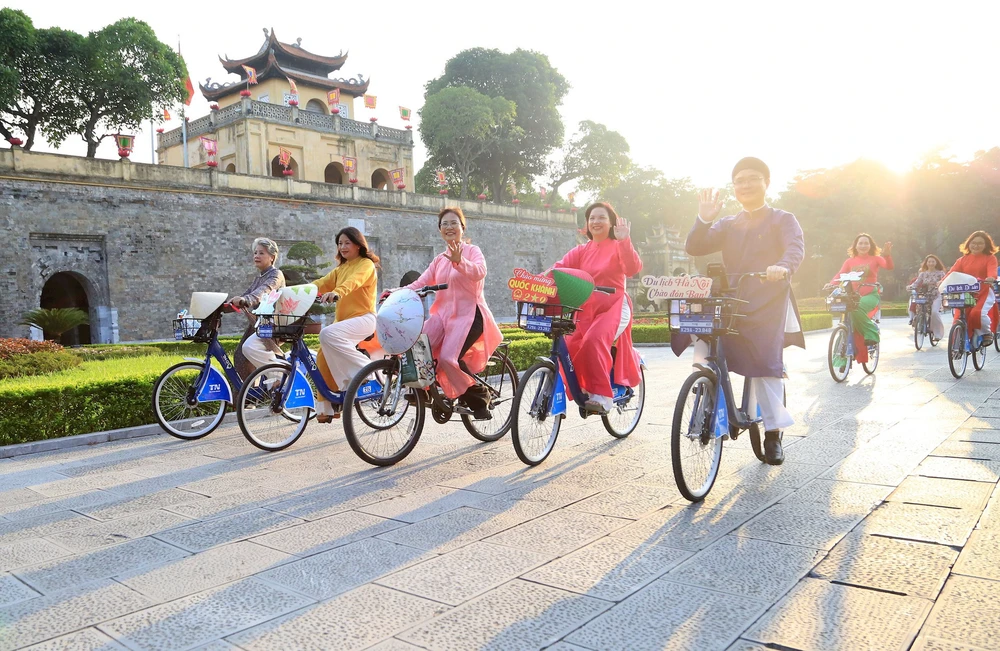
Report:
196,365,232,403
534,356,556,370
284,364,316,410
183,357,205,363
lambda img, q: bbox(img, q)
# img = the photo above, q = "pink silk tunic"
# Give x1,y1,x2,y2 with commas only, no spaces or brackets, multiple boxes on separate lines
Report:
553,237,643,398
406,244,503,399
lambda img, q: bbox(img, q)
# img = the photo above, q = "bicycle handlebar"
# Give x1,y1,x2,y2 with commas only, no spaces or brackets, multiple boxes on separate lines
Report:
594,286,616,294
418,284,448,293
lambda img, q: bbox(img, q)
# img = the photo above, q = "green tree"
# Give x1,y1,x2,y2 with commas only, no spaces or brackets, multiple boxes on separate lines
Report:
68,18,187,157
282,241,329,285
420,87,517,199
20,308,89,341
426,48,569,202
547,120,631,198
597,167,700,237
0,10,84,151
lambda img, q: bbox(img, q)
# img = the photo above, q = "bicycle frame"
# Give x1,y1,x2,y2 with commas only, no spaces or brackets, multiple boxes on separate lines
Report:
275,337,384,411
531,335,640,418
185,335,244,405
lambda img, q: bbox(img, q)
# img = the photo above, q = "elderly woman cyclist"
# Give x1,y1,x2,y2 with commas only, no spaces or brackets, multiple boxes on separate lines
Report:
234,237,286,379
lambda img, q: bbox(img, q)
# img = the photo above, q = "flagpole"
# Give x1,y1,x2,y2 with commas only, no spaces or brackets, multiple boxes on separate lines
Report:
179,36,189,168
149,118,155,164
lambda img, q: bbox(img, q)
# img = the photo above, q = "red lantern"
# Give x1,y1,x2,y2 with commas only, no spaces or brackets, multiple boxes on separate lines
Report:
206,160,218,168
155,128,164,134
118,148,131,158
349,177,358,184
369,117,378,122
405,125,412,130
7,137,23,147
288,98,299,107
512,199,520,205
282,169,294,176
544,203,551,209
209,103,219,110
332,107,340,114
477,193,487,200
558,209,566,213
438,189,449,195
240,89,252,97
397,183,406,191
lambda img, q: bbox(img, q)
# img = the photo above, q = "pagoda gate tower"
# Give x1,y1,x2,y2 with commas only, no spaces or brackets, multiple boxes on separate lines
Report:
156,28,413,189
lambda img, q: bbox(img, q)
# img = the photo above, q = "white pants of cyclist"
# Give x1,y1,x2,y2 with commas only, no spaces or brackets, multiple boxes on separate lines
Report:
590,301,632,411
973,290,996,339
319,312,376,395
243,332,281,369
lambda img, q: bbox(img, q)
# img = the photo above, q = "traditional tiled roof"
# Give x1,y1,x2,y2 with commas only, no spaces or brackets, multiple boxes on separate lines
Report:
219,28,348,75
200,49,370,101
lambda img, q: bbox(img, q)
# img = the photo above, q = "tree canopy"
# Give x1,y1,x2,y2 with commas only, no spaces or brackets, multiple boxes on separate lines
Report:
547,120,631,198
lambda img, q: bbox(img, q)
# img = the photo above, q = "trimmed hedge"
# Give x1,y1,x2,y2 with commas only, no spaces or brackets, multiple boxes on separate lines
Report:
0,351,81,380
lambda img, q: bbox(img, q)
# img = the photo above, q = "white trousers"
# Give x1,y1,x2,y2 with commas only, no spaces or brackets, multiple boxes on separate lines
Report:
319,313,376,394
975,290,996,338
692,339,794,432
242,332,280,369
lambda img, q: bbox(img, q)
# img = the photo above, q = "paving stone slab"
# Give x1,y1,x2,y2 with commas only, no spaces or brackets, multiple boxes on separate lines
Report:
911,636,994,651
250,510,404,557
365,639,427,650
887,476,994,510
355,485,489,523
610,504,755,552
916,456,1000,483
917,575,1000,650
0,511,99,546
948,428,1000,444
669,476,792,513
0,491,120,522
75,489,210,521
736,500,870,550
98,578,312,651
744,577,932,651
258,537,433,601
27,471,151,498
522,537,690,602
20,628,128,650
400,579,610,651
14,537,188,595
164,487,287,521
226,584,448,651
485,509,630,556
665,534,824,601
45,510,194,553
812,532,958,599
152,508,303,552
724,641,771,651
0,573,39,607
116,540,291,603
861,502,980,547
565,578,765,651
725,459,828,489
376,541,551,606
981,484,1000,530
952,529,1000,581
783,478,892,510
265,484,403,521
567,482,675,519
932,440,1000,461
0,579,152,650
0,539,70,573
821,450,927,485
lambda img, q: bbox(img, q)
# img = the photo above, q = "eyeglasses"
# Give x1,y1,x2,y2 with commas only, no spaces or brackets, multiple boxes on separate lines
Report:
733,176,764,187
440,221,462,228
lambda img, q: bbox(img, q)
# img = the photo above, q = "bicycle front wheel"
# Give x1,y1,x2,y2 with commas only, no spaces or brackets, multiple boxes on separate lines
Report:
153,362,227,440
462,351,518,442
948,322,967,379
603,367,645,439
913,313,925,350
671,370,722,502
828,325,851,383
511,362,561,466
343,357,425,466
236,363,310,452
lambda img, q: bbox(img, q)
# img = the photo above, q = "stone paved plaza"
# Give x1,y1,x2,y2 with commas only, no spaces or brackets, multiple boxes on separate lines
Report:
1,319,999,650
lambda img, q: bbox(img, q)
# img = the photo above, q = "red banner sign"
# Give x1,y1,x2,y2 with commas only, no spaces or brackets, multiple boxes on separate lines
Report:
508,268,558,303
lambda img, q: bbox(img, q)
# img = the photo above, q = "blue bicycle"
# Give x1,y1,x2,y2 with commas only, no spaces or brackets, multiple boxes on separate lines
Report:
233,286,382,452
510,288,647,466
943,280,997,379
668,270,785,501
825,274,881,382
153,297,247,440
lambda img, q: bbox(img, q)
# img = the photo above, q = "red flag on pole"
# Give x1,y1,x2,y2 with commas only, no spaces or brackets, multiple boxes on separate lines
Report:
183,77,194,106
327,89,341,108
163,109,171,121
286,77,298,94
364,95,377,109
279,147,292,168
242,65,258,85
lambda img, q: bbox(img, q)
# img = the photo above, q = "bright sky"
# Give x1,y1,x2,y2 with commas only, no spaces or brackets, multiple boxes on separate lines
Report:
9,0,1000,193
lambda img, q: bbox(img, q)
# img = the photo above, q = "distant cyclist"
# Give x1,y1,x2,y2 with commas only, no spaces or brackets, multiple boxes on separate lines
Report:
947,230,998,347
825,233,894,364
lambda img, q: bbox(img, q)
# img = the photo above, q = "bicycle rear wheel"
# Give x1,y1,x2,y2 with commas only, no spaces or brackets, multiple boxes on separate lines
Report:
511,362,561,466
343,357,425,466
973,339,987,370
236,363,310,452
603,367,645,439
828,325,851,383
153,361,226,440
862,342,879,375
462,351,518,442
671,370,722,502
948,322,967,379
913,314,925,350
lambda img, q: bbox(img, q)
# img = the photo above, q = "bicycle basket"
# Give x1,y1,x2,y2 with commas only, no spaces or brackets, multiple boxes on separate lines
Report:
912,293,929,305
517,301,575,335
256,314,307,340
826,291,859,313
668,297,743,336
173,317,203,341
942,292,976,309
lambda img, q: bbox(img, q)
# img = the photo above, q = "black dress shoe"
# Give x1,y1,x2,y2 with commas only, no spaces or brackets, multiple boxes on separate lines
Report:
764,430,784,466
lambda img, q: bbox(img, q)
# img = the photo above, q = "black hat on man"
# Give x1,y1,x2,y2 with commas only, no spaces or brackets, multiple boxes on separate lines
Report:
732,157,770,183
